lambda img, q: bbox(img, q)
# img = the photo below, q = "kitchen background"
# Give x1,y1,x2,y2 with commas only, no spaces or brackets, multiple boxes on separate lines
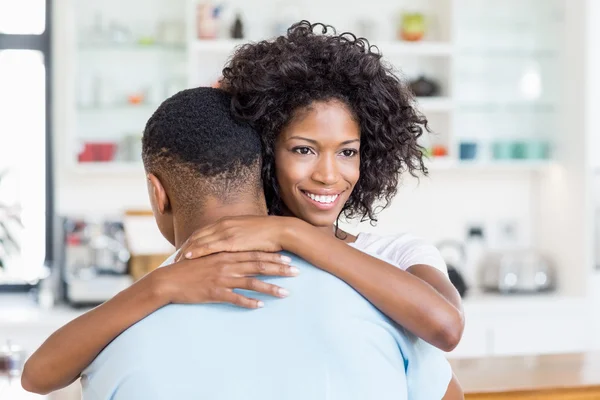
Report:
1,0,600,398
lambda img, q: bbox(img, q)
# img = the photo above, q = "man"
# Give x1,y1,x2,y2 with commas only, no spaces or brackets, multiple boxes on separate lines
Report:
81,87,451,399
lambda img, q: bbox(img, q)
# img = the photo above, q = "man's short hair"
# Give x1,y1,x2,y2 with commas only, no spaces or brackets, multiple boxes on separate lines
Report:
142,87,262,208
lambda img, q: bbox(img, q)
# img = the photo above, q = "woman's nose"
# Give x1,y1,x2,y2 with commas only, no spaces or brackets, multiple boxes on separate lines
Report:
312,155,339,186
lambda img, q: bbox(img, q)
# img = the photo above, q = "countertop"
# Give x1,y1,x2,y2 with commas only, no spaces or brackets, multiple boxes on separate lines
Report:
450,352,600,399
0,294,89,328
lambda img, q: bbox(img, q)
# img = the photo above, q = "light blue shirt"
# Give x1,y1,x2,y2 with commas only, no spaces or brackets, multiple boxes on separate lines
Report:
82,252,451,400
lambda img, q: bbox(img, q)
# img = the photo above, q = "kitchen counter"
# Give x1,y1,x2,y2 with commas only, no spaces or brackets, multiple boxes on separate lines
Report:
450,352,600,399
0,294,89,328
0,377,81,400
0,294,86,400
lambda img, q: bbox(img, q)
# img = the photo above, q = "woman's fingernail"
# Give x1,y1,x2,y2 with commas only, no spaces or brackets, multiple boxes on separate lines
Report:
278,288,289,297
256,301,265,308
185,252,192,259
281,255,292,264
289,266,299,275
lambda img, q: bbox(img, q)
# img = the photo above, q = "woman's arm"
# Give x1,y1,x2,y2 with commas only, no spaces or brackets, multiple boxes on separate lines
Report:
21,274,166,394
177,216,464,350
282,219,464,351
21,252,295,394
443,374,465,400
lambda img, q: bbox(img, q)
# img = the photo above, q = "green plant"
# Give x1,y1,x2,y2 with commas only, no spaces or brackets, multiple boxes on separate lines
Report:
0,169,22,269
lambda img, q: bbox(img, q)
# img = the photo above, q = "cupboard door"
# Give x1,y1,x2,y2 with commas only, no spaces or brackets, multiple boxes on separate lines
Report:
447,319,491,359
491,314,590,356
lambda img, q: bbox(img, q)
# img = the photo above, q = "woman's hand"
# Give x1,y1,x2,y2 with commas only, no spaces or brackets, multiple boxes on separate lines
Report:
156,251,297,309
175,216,293,261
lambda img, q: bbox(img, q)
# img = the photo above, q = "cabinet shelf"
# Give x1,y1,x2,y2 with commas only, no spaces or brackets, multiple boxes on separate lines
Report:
78,43,185,52
77,104,160,112
427,158,553,172
72,162,144,174
416,97,454,112
192,39,453,57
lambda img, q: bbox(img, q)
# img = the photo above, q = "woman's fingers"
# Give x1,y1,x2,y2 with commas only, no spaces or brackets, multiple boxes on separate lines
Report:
226,252,296,276
216,289,265,309
181,237,225,260
229,277,289,299
232,261,298,277
232,251,293,266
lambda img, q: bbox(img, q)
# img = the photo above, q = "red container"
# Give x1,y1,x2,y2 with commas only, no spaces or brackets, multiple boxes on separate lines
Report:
78,142,117,162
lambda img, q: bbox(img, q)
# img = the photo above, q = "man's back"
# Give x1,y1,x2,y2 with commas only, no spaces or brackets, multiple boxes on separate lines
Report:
82,253,410,400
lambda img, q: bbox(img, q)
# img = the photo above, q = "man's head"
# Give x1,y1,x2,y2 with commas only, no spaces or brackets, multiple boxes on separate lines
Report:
142,87,264,245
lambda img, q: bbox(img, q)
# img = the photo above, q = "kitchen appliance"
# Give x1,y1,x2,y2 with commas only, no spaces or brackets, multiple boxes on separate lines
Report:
0,341,26,377
437,240,468,298
478,250,556,293
409,75,440,97
0,341,27,398
61,216,133,306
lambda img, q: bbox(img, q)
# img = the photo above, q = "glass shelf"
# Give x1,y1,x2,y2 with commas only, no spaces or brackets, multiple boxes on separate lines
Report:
77,103,161,112
458,48,557,58
78,42,185,52
457,102,556,113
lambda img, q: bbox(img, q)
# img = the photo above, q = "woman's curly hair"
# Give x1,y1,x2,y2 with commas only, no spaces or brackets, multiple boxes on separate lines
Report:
221,20,429,224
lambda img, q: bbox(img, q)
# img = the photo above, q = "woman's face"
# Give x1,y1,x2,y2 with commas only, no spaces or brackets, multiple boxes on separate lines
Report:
275,100,361,229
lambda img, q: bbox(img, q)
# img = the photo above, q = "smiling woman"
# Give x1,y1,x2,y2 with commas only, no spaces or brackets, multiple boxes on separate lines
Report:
275,100,361,228
0,0,53,288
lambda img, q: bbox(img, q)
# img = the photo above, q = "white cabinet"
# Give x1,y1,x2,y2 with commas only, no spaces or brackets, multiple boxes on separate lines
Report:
448,318,490,358
490,314,590,356
447,295,592,359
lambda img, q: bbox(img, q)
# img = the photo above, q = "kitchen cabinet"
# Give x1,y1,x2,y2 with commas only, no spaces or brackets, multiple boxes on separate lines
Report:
448,294,592,359
450,352,600,400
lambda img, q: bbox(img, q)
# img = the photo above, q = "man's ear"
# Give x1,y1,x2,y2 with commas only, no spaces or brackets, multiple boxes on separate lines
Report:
147,173,170,214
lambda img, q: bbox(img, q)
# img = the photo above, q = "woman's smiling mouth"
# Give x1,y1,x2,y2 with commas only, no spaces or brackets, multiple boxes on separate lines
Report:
301,190,342,210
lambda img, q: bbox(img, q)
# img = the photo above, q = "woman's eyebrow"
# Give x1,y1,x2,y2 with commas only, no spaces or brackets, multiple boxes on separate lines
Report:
288,136,317,144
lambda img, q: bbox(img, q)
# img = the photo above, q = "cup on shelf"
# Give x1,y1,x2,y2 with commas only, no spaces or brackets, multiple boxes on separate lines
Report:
459,142,478,160
523,140,550,160
492,140,550,160
492,141,514,160
78,142,117,163
511,141,527,159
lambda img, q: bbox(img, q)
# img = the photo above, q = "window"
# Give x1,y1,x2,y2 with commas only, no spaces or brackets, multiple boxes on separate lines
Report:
0,0,52,287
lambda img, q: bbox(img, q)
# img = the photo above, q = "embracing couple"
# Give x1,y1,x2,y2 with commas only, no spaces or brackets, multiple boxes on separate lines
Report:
23,21,465,399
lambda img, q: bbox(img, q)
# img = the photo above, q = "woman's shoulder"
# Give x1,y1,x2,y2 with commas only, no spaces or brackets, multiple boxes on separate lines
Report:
352,231,447,274
353,231,426,250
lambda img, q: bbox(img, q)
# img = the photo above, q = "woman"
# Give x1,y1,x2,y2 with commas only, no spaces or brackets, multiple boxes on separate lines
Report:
22,21,464,398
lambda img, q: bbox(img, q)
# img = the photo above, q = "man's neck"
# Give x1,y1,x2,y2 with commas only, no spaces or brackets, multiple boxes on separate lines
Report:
173,198,267,249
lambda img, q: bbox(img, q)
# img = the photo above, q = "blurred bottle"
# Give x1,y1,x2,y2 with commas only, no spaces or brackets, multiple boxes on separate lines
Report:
464,226,486,291
230,13,244,39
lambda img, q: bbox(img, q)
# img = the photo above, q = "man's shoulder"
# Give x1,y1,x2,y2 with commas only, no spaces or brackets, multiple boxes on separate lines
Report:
158,252,179,267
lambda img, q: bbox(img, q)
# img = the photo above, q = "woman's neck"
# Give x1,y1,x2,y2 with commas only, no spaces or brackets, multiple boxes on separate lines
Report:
278,204,357,243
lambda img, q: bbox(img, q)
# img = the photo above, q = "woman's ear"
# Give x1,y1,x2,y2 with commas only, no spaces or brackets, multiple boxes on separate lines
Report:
147,173,170,214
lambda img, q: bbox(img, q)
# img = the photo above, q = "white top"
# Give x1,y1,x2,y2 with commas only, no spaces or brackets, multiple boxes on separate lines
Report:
349,232,448,276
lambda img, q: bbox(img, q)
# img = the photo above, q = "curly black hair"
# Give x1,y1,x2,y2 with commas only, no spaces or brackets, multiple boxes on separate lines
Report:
142,87,262,209
221,20,429,224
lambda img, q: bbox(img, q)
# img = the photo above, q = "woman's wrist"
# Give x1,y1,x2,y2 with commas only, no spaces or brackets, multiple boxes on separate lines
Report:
139,267,173,307
279,217,309,254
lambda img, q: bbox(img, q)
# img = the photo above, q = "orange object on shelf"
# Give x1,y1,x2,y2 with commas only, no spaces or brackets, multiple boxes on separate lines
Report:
127,94,144,105
431,145,448,157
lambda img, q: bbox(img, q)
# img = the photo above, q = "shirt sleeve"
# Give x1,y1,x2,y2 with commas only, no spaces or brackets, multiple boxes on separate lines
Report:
403,335,453,400
387,235,449,276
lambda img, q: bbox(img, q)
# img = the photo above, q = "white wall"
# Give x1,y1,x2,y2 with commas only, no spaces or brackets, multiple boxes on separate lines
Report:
342,171,536,248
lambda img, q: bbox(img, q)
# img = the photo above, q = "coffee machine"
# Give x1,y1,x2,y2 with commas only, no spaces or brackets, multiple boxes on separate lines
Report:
60,216,133,306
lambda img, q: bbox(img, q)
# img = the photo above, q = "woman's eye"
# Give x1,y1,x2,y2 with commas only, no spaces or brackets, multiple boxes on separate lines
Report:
341,149,358,157
293,147,313,155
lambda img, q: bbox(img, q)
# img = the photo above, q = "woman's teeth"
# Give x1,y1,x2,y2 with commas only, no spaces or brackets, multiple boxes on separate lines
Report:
305,192,339,204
